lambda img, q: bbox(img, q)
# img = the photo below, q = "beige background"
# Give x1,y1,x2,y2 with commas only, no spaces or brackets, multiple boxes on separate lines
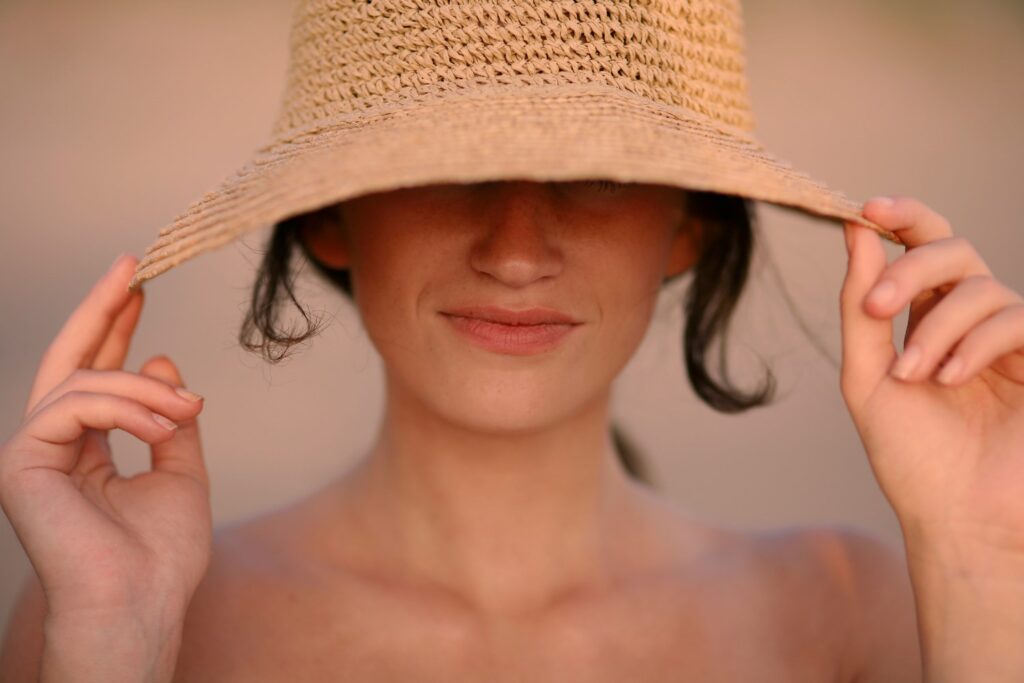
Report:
2,0,1022,627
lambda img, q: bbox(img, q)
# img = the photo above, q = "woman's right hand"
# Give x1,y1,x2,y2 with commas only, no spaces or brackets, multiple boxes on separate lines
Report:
0,253,212,628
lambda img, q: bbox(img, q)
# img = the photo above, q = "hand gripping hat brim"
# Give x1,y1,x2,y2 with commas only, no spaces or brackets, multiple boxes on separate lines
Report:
127,0,898,293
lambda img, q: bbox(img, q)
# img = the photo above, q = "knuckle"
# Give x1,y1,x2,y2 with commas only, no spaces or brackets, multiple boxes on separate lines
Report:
58,389,91,407
932,211,953,234
1004,302,1024,321
962,274,1019,305
136,374,175,400
61,389,87,402
58,389,121,410
947,235,972,255
939,237,974,274
148,374,176,391
960,273,997,294
964,304,1024,352
986,278,1018,302
911,197,951,229
67,367,94,385
937,235,970,255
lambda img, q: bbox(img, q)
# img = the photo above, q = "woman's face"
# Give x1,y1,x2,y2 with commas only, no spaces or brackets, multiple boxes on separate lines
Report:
301,179,699,432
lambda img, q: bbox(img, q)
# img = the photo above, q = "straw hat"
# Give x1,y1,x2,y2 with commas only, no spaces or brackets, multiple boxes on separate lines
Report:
127,0,898,293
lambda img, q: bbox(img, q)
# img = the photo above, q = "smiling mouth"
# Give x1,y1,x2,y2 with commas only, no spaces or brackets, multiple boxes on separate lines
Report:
440,313,580,355
440,305,581,326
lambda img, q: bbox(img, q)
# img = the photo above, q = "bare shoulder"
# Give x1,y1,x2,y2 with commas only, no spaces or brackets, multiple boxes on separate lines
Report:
753,524,922,683
709,523,864,677
172,514,315,683
672,519,922,682
828,526,922,683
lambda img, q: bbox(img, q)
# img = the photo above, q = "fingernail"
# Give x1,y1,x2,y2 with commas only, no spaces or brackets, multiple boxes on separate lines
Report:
891,345,921,380
175,387,203,402
868,280,897,307
151,412,178,431
870,196,895,207
936,356,963,385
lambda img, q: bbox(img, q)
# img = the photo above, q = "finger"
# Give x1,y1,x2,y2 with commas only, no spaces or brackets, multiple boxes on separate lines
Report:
24,253,139,418
23,367,204,425
137,356,209,488
70,428,116,490
861,196,954,250
862,236,994,320
92,285,145,371
889,275,1023,383
931,303,1024,387
840,221,896,404
8,391,182,476
23,363,198,491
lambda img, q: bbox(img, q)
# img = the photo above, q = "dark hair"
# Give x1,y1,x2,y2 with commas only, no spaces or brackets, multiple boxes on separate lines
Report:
239,189,775,487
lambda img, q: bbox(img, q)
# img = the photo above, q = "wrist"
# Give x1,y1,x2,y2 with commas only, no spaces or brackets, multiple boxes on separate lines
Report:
41,609,186,683
900,516,1024,582
900,521,1024,682
907,572,1024,683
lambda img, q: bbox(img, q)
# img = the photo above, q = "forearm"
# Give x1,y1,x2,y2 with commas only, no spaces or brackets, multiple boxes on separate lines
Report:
40,610,184,683
904,529,1024,682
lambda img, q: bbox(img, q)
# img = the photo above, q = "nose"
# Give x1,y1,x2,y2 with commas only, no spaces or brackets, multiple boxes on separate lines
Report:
469,181,565,288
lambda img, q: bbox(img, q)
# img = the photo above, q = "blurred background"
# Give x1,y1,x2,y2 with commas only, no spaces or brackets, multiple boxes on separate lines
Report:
1,0,1022,627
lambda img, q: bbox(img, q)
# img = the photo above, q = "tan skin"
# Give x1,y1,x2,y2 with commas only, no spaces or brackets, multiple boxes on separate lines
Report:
3,180,1022,680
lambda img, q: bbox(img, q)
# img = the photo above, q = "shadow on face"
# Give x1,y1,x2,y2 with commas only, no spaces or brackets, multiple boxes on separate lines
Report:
297,179,701,433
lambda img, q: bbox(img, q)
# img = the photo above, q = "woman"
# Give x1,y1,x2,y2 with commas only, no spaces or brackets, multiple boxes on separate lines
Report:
3,1,1024,681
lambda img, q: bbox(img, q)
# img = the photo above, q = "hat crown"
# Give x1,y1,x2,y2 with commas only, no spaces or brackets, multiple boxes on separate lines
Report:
271,0,756,138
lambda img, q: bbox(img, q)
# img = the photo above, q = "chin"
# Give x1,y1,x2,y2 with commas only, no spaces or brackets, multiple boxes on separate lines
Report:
375,323,623,433
421,370,599,435
444,405,560,436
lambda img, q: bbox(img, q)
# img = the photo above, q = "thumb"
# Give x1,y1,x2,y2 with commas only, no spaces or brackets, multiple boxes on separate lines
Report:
839,222,897,406
137,355,209,488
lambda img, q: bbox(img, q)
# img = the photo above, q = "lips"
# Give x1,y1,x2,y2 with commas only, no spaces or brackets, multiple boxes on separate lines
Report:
441,315,578,355
439,305,582,355
441,305,581,326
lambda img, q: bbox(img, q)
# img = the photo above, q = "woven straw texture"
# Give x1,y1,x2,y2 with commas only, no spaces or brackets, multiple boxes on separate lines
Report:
128,0,896,292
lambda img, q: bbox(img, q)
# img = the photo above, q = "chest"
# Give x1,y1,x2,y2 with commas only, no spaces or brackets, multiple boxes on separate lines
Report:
174,573,844,683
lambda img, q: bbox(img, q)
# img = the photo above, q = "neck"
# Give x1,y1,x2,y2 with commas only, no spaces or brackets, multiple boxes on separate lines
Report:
333,371,657,615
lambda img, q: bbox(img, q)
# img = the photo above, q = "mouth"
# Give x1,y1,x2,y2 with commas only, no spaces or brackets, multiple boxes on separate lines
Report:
439,306,582,355
440,305,581,326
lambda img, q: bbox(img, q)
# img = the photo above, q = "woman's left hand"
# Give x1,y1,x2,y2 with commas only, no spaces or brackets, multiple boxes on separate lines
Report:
840,196,1024,565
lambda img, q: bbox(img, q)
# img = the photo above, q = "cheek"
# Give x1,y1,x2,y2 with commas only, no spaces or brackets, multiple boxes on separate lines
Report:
347,232,429,347
588,231,675,352
595,272,662,359
597,229,675,305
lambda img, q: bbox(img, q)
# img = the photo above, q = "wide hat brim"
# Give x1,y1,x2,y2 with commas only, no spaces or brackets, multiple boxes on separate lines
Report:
128,82,897,292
